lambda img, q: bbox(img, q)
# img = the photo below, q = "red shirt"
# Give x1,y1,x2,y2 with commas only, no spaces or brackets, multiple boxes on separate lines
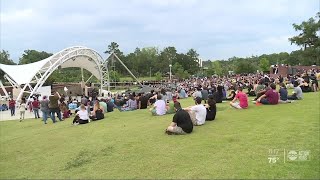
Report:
235,91,248,108
32,100,40,108
9,100,15,108
265,89,279,105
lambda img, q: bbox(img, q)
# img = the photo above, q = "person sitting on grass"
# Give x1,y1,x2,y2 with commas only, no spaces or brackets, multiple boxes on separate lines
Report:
212,85,223,103
310,73,319,92
118,94,137,111
230,87,248,109
205,95,216,121
288,81,303,100
138,93,149,109
165,98,178,114
225,90,236,101
90,100,104,121
183,97,206,126
59,98,71,120
73,104,89,125
278,83,292,103
165,102,193,135
150,94,167,116
256,83,279,105
254,80,266,101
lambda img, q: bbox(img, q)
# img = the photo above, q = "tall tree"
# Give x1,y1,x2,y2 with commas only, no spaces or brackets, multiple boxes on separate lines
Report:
211,61,222,76
0,50,16,81
235,61,257,74
259,58,270,72
0,50,16,65
158,46,177,73
104,42,126,76
19,50,52,64
289,12,320,65
104,42,124,56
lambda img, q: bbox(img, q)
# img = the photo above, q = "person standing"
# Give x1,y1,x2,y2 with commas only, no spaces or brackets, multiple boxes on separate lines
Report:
18,98,27,122
49,91,63,123
40,96,50,124
8,98,16,116
31,97,40,119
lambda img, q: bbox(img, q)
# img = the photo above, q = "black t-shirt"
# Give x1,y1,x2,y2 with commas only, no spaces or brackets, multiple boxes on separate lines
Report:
139,95,148,109
95,109,104,120
206,106,216,121
212,92,223,103
172,109,193,133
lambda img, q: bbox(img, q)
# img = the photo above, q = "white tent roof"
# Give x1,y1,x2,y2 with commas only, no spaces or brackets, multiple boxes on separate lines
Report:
0,46,104,85
0,58,51,85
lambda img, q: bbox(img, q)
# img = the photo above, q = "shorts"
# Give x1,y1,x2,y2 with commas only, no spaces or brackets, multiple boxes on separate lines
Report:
171,126,187,135
230,102,242,109
188,111,203,126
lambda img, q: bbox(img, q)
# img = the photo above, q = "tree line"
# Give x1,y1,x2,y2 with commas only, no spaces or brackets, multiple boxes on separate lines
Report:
1,12,319,83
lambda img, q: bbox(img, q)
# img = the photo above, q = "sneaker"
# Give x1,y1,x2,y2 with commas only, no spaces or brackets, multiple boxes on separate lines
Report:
165,130,174,135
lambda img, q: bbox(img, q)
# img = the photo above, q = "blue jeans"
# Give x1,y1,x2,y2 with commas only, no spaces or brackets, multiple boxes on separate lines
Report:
10,107,15,116
41,110,49,123
49,108,62,123
33,108,40,118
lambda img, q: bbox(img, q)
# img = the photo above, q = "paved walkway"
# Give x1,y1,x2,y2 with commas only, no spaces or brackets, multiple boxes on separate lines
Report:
0,110,43,121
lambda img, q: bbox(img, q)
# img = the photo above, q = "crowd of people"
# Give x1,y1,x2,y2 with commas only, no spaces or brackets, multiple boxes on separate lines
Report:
5,69,320,133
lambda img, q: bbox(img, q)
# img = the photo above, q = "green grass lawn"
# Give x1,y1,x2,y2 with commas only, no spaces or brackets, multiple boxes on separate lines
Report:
0,92,319,179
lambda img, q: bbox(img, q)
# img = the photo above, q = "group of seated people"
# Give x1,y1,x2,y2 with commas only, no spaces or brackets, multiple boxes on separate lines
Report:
165,96,217,135
72,100,105,125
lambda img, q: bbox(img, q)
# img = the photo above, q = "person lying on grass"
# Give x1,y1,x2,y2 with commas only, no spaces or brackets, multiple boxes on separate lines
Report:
165,102,193,135
230,87,248,109
72,104,90,125
183,97,206,126
256,83,279,105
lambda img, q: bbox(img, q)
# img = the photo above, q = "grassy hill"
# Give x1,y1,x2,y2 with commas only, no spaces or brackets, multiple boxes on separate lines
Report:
0,92,319,179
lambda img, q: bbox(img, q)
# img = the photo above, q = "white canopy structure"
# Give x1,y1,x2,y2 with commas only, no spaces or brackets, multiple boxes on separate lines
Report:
0,46,109,101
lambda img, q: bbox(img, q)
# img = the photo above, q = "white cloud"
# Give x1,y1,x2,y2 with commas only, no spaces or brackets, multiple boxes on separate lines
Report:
0,0,318,62
0,9,34,23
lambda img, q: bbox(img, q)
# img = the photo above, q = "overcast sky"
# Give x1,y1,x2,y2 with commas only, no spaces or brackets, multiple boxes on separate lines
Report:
0,0,319,63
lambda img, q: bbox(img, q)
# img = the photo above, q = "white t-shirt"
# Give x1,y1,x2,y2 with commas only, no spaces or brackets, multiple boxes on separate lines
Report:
191,104,207,125
19,103,27,112
77,110,89,120
154,100,166,115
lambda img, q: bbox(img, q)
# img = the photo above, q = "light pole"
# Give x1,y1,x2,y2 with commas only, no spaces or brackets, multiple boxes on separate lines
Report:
169,64,172,81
